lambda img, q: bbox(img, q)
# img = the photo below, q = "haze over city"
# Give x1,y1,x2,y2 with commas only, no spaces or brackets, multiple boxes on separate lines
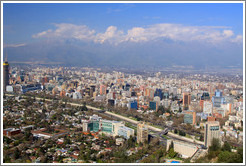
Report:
3,3,243,70
2,2,244,164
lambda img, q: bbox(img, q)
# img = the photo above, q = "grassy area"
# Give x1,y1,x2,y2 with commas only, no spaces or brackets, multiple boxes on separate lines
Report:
185,134,192,139
150,124,164,130
162,135,170,140
125,122,137,130
129,117,138,121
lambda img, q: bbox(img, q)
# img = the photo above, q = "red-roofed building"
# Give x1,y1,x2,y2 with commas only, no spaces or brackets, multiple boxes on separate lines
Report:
207,116,216,122
213,113,222,119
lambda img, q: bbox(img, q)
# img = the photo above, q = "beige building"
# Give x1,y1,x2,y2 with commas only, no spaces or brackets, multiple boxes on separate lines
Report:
166,139,199,158
204,121,220,148
137,122,148,144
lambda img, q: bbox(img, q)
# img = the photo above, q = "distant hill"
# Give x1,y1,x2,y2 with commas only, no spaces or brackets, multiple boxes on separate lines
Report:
4,38,243,70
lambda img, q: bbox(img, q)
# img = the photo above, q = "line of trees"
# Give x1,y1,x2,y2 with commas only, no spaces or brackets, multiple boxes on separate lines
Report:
195,138,243,163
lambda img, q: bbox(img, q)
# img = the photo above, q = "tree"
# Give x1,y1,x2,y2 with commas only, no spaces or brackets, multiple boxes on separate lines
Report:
64,137,71,144
169,141,174,151
158,106,165,114
227,147,243,163
40,155,48,162
217,151,232,163
24,130,32,141
199,134,204,141
168,148,177,158
4,155,11,163
209,138,221,152
221,141,231,152
178,130,186,136
3,136,12,144
183,157,191,163
81,102,88,111
150,137,159,147
14,148,20,159
127,136,135,148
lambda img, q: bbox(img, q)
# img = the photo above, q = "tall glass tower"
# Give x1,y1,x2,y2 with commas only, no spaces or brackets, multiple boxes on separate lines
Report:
3,55,9,91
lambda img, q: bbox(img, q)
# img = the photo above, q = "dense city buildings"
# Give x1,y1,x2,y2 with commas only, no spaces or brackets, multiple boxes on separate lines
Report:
2,64,243,163
2,1,244,164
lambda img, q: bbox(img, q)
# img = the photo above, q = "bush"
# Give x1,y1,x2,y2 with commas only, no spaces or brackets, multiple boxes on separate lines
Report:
217,151,232,162
221,141,231,152
209,138,221,152
174,129,178,134
168,148,177,158
178,130,186,136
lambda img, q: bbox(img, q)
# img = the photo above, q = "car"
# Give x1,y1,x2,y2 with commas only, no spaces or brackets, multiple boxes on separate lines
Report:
201,145,207,149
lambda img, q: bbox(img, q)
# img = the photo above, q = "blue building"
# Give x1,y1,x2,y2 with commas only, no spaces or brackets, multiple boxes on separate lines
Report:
163,92,169,99
212,90,225,107
154,89,163,100
88,121,100,132
215,90,222,97
124,83,131,91
130,101,138,110
149,101,157,111
21,84,42,93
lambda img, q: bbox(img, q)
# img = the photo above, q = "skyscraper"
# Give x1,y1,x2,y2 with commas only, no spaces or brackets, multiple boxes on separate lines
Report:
3,55,9,91
212,90,225,107
137,122,148,144
183,92,191,110
204,121,220,148
154,88,163,100
100,84,107,95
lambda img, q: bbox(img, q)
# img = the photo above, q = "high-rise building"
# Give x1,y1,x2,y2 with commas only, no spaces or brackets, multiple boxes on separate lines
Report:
184,111,196,125
108,99,115,106
145,88,154,99
154,89,163,100
203,101,213,114
149,101,157,111
212,90,225,107
100,84,107,95
204,121,220,148
183,93,191,110
3,56,9,91
130,101,138,110
137,122,148,144
201,92,210,101
163,92,169,99
90,85,96,97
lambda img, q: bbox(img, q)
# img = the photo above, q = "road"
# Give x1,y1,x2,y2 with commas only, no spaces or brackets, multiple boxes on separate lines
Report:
103,111,204,146
5,93,204,146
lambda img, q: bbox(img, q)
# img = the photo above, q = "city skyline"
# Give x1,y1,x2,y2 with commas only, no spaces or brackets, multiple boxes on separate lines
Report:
2,2,244,69
2,64,244,163
2,1,244,164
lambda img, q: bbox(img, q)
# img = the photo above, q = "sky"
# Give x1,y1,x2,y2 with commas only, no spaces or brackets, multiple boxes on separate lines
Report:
3,3,243,44
2,2,244,69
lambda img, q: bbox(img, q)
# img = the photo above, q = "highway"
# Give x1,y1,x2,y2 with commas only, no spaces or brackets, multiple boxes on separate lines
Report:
5,93,204,146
